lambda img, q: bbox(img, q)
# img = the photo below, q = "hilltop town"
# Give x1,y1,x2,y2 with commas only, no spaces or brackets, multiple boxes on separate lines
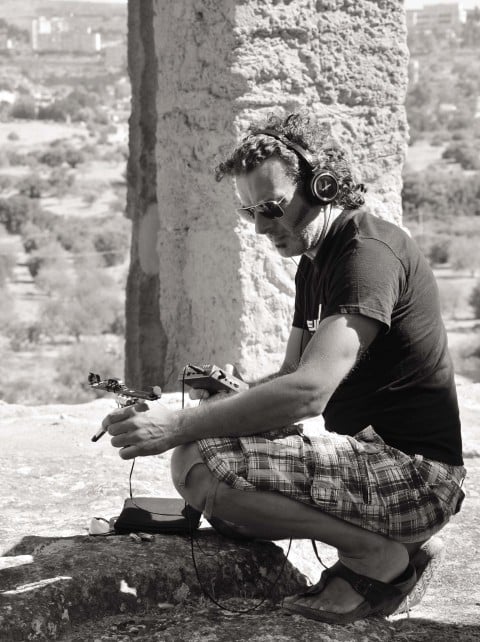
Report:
0,0,127,120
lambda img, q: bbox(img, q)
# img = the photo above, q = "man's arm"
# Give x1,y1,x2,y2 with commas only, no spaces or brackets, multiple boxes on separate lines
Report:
178,313,380,437
105,314,381,458
248,326,306,386
189,326,306,396
280,325,309,373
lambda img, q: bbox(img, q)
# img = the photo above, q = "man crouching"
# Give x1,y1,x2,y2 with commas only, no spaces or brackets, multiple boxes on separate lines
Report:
101,113,466,624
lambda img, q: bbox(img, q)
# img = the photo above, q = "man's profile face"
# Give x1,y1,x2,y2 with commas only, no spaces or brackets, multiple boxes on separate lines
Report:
235,158,324,257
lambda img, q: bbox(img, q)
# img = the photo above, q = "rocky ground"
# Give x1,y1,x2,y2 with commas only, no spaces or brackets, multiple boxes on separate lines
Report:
1,385,479,641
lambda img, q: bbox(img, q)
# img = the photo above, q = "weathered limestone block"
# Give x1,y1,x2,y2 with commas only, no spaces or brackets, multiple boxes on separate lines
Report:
125,0,409,388
47,599,403,641
0,534,306,641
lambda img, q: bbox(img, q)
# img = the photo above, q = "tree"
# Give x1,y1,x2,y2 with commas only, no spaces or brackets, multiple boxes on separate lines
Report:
0,196,31,234
10,96,36,120
38,266,124,342
53,338,124,402
450,237,480,276
402,169,480,225
94,218,131,267
469,282,480,319
34,254,72,295
442,143,480,171
47,167,76,197
64,147,85,169
55,217,96,254
0,252,15,287
0,287,16,328
0,175,13,192
17,173,45,199
22,221,52,254
39,148,66,167
37,103,67,122
428,236,451,266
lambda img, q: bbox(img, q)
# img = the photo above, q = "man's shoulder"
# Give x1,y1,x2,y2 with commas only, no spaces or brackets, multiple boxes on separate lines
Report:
343,209,408,240
341,210,417,262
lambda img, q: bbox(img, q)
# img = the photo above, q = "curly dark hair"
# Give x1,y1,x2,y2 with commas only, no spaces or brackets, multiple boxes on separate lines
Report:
215,113,365,210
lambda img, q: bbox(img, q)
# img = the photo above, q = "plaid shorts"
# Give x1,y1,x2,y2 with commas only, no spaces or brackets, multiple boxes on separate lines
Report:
196,425,466,543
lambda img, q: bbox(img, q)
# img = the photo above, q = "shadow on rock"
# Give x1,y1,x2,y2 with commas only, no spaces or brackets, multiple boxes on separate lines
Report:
391,619,480,642
0,532,307,641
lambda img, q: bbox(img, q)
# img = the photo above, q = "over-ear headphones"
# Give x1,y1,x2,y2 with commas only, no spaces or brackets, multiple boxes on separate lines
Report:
257,129,339,205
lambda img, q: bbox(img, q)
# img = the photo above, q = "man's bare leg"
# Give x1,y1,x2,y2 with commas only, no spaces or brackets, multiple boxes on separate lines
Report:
172,446,411,615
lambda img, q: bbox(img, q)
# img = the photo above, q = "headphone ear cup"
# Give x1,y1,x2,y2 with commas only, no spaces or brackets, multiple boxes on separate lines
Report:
310,170,339,204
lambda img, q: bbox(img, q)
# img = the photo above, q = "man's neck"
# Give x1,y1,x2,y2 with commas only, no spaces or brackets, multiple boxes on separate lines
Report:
304,206,344,260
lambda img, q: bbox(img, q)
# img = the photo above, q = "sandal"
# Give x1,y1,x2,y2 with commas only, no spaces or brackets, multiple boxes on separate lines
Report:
283,560,417,624
386,536,445,616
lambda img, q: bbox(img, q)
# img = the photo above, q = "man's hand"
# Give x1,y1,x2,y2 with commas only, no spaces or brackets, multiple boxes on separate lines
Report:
102,402,181,460
188,389,231,403
187,363,245,403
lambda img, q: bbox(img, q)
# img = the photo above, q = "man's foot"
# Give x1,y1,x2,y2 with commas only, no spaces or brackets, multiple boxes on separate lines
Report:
285,539,409,615
390,536,444,615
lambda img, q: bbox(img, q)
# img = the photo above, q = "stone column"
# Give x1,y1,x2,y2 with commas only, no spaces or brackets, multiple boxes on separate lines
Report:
125,1,167,388
125,0,409,389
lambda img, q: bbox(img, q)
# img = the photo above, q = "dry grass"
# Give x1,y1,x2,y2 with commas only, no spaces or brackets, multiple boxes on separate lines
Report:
0,335,124,405
405,140,446,172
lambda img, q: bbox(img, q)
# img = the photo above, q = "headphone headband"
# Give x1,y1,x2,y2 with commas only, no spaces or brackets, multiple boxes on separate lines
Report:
257,129,317,169
256,129,339,205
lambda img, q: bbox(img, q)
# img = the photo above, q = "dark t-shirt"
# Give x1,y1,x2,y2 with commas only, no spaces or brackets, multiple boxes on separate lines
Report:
293,210,463,466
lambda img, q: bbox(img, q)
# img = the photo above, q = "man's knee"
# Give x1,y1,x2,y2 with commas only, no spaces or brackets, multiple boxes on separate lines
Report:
170,443,214,513
170,444,250,531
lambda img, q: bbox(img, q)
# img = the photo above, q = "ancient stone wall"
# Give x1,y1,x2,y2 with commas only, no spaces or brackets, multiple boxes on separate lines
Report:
126,0,409,389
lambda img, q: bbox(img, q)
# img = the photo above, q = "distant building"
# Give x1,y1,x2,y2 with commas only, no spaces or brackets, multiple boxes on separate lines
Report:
0,90,15,104
475,96,480,119
406,2,467,34
438,102,458,114
0,29,13,51
408,58,420,84
31,16,101,54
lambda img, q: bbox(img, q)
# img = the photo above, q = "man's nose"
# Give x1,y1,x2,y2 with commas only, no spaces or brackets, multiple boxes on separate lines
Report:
255,213,275,235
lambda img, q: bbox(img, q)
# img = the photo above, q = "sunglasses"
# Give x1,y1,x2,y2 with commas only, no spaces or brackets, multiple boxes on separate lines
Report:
236,196,287,223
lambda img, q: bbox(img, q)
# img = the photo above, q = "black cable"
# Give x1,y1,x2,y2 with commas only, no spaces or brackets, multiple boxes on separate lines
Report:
311,539,328,570
180,365,294,613
188,517,293,614
291,257,329,574
126,365,298,612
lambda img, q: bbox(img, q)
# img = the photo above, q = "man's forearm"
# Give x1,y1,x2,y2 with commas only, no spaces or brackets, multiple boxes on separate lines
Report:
247,371,280,387
247,360,298,387
175,371,324,444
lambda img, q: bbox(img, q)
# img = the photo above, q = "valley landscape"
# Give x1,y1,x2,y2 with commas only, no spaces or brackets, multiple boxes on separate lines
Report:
0,6,479,399
0,0,129,404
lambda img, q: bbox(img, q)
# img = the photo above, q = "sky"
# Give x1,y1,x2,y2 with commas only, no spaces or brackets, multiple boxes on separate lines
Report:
405,0,480,8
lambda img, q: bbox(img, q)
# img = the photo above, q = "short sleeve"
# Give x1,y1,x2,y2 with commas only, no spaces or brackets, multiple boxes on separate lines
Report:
321,237,406,331
292,256,310,329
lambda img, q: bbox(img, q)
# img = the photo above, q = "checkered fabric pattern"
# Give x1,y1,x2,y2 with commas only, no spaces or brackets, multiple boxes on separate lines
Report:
196,425,466,542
